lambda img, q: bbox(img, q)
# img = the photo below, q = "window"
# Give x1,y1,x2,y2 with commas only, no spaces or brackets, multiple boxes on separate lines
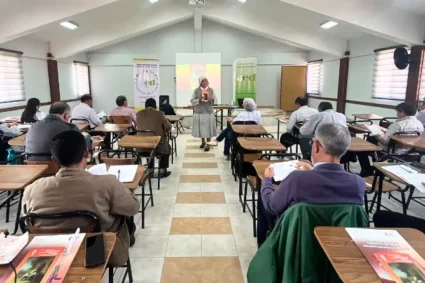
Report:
372,48,409,100
306,61,322,95
74,62,90,96
0,50,25,103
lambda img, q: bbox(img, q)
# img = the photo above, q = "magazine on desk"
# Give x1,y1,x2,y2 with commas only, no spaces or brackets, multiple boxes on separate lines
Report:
1,230,85,283
346,228,425,283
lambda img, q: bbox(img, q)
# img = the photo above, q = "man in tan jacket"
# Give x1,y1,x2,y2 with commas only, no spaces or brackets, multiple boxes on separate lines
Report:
136,98,172,178
22,130,139,267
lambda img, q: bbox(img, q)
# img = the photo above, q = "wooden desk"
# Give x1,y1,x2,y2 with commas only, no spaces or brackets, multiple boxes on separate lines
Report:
237,137,286,152
165,115,183,122
276,116,289,138
0,232,116,282
353,114,383,121
0,165,48,191
8,133,26,147
373,162,406,184
76,122,90,131
118,135,160,150
95,123,130,133
391,135,425,150
314,227,425,283
348,137,382,152
232,124,268,135
347,123,371,134
252,160,287,180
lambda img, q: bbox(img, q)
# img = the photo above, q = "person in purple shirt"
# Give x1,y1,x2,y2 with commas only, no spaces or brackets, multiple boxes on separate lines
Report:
261,123,365,216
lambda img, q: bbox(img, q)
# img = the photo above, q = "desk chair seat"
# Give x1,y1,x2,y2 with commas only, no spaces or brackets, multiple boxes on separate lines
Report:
20,211,133,283
109,116,132,125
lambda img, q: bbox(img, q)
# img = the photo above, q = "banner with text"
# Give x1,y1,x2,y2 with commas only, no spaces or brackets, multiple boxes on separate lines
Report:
233,57,257,106
133,58,160,111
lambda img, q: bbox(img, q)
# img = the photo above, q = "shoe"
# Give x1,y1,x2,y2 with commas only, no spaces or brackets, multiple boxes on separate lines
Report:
200,144,206,149
204,146,210,152
159,171,172,178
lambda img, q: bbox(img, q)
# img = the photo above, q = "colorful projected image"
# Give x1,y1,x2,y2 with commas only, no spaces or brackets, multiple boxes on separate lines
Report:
176,64,221,91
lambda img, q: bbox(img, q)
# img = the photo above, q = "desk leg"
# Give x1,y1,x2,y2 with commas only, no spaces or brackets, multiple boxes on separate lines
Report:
142,182,145,229
277,121,280,140
238,146,244,206
221,109,224,131
376,173,384,212
12,191,23,234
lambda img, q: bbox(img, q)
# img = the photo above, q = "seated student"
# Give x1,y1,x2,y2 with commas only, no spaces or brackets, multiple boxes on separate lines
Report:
261,123,364,217
160,99,177,116
357,102,424,176
0,122,21,138
20,98,46,123
25,102,92,161
22,130,139,267
110,95,137,125
214,98,261,156
280,97,318,148
136,98,172,178
416,97,425,131
71,94,102,128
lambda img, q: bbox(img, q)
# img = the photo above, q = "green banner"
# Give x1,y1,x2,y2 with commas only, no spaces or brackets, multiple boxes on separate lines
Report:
234,58,257,105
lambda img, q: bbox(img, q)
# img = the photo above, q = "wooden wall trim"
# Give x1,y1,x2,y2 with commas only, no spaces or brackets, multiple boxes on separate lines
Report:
345,100,396,109
47,59,61,103
62,98,80,103
0,102,51,113
0,48,23,55
336,57,349,114
307,95,338,101
406,45,425,107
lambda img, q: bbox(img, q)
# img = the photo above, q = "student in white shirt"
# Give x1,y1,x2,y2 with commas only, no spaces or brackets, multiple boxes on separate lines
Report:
0,123,21,138
416,97,425,131
71,95,102,128
214,98,261,156
20,98,46,124
280,97,318,148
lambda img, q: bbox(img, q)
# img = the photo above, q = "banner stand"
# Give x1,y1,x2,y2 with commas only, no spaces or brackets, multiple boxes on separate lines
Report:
233,57,257,106
133,58,160,111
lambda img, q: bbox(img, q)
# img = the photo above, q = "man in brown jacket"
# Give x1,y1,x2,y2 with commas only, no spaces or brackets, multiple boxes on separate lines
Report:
136,98,172,178
22,130,139,267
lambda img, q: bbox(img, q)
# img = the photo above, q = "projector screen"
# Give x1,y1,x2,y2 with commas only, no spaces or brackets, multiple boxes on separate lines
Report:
175,53,221,107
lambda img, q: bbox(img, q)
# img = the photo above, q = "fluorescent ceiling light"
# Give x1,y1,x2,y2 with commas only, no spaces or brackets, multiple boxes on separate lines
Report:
320,21,338,29
239,0,247,2
149,0,158,3
60,21,79,30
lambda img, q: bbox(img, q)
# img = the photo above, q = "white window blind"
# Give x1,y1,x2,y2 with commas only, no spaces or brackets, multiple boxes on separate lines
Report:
74,62,90,96
372,48,409,100
419,50,425,99
307,62,322,95
0,51,25,103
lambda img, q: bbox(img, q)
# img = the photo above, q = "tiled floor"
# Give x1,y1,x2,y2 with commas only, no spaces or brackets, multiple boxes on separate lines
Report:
3,122,425,282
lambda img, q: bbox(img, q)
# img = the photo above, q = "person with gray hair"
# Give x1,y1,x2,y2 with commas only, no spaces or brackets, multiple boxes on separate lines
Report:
213,98,262,156
261,123,364,217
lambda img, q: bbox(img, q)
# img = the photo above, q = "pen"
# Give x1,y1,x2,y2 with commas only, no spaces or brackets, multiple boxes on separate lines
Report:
117,170,121,181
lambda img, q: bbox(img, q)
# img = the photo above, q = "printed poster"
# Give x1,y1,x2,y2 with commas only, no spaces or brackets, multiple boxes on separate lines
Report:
133,58,160,112
233,57,257,105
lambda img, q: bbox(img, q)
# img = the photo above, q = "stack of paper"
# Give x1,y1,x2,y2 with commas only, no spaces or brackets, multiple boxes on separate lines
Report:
0,232,28,264
270,160,298,181
87,164,138,182
366,125,384,136
382,165,425,193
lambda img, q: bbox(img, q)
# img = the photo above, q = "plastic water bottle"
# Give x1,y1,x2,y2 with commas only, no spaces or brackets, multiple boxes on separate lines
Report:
7,148,17,165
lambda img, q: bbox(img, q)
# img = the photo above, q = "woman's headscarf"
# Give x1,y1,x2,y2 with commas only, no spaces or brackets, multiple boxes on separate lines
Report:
243,98,257,112
199,76,208,86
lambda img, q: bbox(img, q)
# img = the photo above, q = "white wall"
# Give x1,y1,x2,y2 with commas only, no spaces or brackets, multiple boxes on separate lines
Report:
0,37,87,118
89,19,308,113
308,35,400,119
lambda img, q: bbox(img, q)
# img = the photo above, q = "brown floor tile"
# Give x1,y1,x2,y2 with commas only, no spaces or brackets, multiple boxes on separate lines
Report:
161,257,203,283
184,153,215,158
183,162,218,169
176,192,202,203
202,257,244,283
180,175,221,183
170,218,201,235
201,218,232,234
201,192,226,203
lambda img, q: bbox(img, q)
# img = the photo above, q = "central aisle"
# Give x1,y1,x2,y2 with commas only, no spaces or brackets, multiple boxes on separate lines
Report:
119,134,258,283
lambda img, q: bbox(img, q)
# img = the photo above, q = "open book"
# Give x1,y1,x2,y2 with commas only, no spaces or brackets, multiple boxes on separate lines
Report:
270,160,298,182
87,163,138,182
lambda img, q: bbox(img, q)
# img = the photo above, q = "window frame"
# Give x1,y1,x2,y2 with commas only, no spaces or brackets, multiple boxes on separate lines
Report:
0,48,26,104
73,61,91,97
372,47,410,101
306,60,323,95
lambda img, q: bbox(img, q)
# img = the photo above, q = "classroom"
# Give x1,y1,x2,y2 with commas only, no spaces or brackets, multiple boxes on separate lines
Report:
1,0,425,282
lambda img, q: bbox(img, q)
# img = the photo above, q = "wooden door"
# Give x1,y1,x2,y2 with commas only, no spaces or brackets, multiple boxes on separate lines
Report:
280,66,307,111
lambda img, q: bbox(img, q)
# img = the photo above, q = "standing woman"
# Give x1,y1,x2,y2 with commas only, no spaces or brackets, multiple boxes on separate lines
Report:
20,98,46,123
191,76,217,151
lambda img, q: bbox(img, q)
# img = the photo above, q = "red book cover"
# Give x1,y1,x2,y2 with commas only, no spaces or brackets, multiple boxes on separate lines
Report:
346,228,425,283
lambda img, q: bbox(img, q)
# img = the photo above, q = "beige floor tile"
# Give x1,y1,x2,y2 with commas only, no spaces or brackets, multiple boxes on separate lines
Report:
178,183,201,192
201,192,226,203
201,204,229,217
173,204,201,217
170,217,201,235
201,217,232,234
176,192,201,203
166,235,202,257
161,257,203,283
202,257,244,283
184,153,215,158
200,183,223,192
202,235,238,256
130,235,168,258
180,175,221,183
183,162,218,168
131,258,164,283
